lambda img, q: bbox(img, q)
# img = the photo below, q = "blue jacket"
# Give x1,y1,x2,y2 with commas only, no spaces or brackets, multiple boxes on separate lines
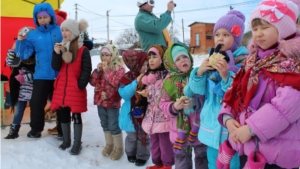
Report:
118,80,138,132
189,46,248,150
16,3,62,80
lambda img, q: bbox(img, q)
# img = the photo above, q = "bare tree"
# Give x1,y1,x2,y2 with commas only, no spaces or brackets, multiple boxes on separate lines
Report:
115,28,140,49
184,39,190,47
169,27,180,41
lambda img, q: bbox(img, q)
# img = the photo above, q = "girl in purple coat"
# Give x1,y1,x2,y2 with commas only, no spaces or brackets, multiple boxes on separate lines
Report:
218,0,300,168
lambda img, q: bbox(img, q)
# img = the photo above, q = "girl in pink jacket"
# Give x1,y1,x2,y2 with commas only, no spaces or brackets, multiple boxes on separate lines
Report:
218,0,300,168
139,45,174,169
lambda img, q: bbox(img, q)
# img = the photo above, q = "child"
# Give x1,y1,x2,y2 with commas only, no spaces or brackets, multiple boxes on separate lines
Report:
218,0,300,168
51,19,91,155
4,36,35,139
16,3,63,138
139,45,174,169
189,10,248,169
118,50,150,166
159,43,208,169
89,44,125,160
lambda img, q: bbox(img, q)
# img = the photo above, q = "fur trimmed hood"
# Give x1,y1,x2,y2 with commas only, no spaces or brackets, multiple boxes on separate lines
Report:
247,26,300,58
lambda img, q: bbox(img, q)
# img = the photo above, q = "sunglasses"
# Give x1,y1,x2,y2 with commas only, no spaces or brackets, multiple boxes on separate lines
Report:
148,0,155,6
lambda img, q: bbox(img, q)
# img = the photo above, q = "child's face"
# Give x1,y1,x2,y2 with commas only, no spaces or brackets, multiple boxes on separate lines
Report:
140,60,148,74
175,55,191,73
148,54,161,70
61,28,72,42
252,19,278,50
214,28,234,51
37,16,51,26
101,52,112,63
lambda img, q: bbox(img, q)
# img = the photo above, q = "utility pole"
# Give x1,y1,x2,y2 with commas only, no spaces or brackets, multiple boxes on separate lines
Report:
182,19,185,42
107,10,111,44
75,3,78,21
170,11,174,43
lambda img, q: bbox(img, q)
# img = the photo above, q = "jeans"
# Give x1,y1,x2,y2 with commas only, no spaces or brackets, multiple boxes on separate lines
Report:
97,106,121,135
12,101,27,125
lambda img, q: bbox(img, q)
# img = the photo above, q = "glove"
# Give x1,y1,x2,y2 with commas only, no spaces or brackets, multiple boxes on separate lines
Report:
15,74,25,84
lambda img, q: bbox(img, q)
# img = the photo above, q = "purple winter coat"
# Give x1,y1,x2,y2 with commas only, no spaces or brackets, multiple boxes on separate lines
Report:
218,36,300,168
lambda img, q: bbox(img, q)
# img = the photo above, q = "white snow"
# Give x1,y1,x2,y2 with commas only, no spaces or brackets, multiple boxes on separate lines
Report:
1,54,207,169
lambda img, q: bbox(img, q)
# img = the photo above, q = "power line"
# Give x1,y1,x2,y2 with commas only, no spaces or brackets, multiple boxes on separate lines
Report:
109,0,260,17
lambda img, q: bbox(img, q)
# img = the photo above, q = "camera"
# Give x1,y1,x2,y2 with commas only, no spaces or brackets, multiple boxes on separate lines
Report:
21,27,30,36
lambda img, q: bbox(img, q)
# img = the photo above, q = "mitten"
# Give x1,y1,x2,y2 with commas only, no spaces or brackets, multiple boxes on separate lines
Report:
131,107,144,118
187,122,200,146
15,74,25,84
243,151,266,169
173,129,187,154
19,69,25,75
141,73,156,85
216,140,236,169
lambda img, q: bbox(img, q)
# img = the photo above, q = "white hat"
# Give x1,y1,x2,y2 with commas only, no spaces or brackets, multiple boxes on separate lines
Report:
61,19,88,41
137,0,155,7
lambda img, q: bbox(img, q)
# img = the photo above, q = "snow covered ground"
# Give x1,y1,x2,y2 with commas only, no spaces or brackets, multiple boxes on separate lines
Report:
1,54,207,169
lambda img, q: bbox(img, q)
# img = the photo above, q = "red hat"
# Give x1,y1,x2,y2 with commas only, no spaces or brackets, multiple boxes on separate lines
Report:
55,10,67,26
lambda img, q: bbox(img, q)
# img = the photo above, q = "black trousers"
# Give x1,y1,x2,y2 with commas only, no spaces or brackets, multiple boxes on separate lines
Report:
30,80,54,132
240,155,298,169
56,107,82,124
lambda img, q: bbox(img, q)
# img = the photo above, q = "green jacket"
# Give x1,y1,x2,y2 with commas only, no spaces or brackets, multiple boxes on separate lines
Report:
134,9,172,52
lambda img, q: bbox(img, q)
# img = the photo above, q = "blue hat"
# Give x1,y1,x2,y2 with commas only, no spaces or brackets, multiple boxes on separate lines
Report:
171,46,189,62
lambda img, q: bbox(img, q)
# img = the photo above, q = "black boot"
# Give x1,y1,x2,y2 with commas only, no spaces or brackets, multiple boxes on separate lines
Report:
57,122,63,141
4,124,21,139
69,124,82,155
59,123,71,150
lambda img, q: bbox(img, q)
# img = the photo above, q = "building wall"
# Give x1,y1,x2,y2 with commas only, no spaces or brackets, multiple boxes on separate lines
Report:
190,23,215,54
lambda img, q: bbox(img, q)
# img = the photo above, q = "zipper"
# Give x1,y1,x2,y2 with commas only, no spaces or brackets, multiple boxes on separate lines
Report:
62,64,68,107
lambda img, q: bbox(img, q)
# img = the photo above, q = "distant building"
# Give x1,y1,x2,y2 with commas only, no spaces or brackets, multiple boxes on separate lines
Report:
188,22,215,54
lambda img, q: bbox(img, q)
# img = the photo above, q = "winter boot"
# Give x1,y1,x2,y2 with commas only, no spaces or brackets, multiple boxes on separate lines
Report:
69,123,83,155
110,133,124,160
173,129,187,154
102,131,114,156
59,123,71,150
216,140,236,169
48,121,58,135
4,124,21,139
27,130,41,138
57,121,63,141
243,151,266,169
188,122,200,146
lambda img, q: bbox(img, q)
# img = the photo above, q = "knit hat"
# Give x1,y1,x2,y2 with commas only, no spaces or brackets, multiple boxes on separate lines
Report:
60,19,89,41
37,11,50,17
250,0,300,40
171,46,190,62
147,44,167,63
213,10,246,51
101,47,111,55
55,10,67,26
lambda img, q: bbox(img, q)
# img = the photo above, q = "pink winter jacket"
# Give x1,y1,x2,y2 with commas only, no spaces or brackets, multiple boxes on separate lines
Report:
141,71,170,134
159,91,201,145
218,77,300,168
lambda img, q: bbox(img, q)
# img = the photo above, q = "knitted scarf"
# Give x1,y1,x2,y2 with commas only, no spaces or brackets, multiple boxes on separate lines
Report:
162,43,194,131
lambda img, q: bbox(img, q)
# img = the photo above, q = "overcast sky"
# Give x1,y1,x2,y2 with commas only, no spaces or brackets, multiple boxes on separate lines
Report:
60,0,261,43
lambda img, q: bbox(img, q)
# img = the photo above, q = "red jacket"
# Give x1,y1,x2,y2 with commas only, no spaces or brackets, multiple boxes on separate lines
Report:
51,46,92,113
89,65,125,109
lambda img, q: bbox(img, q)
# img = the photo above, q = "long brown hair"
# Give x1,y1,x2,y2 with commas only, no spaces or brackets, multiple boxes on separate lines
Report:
69,36,79,61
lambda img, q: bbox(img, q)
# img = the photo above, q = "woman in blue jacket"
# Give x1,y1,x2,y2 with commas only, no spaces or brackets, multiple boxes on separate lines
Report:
16,2,63,138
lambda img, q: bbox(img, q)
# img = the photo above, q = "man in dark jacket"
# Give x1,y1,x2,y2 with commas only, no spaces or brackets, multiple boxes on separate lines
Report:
134,0,175,52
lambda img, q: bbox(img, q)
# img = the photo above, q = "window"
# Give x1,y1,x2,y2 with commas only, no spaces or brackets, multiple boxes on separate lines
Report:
196,33,199,46
206,35,212,39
